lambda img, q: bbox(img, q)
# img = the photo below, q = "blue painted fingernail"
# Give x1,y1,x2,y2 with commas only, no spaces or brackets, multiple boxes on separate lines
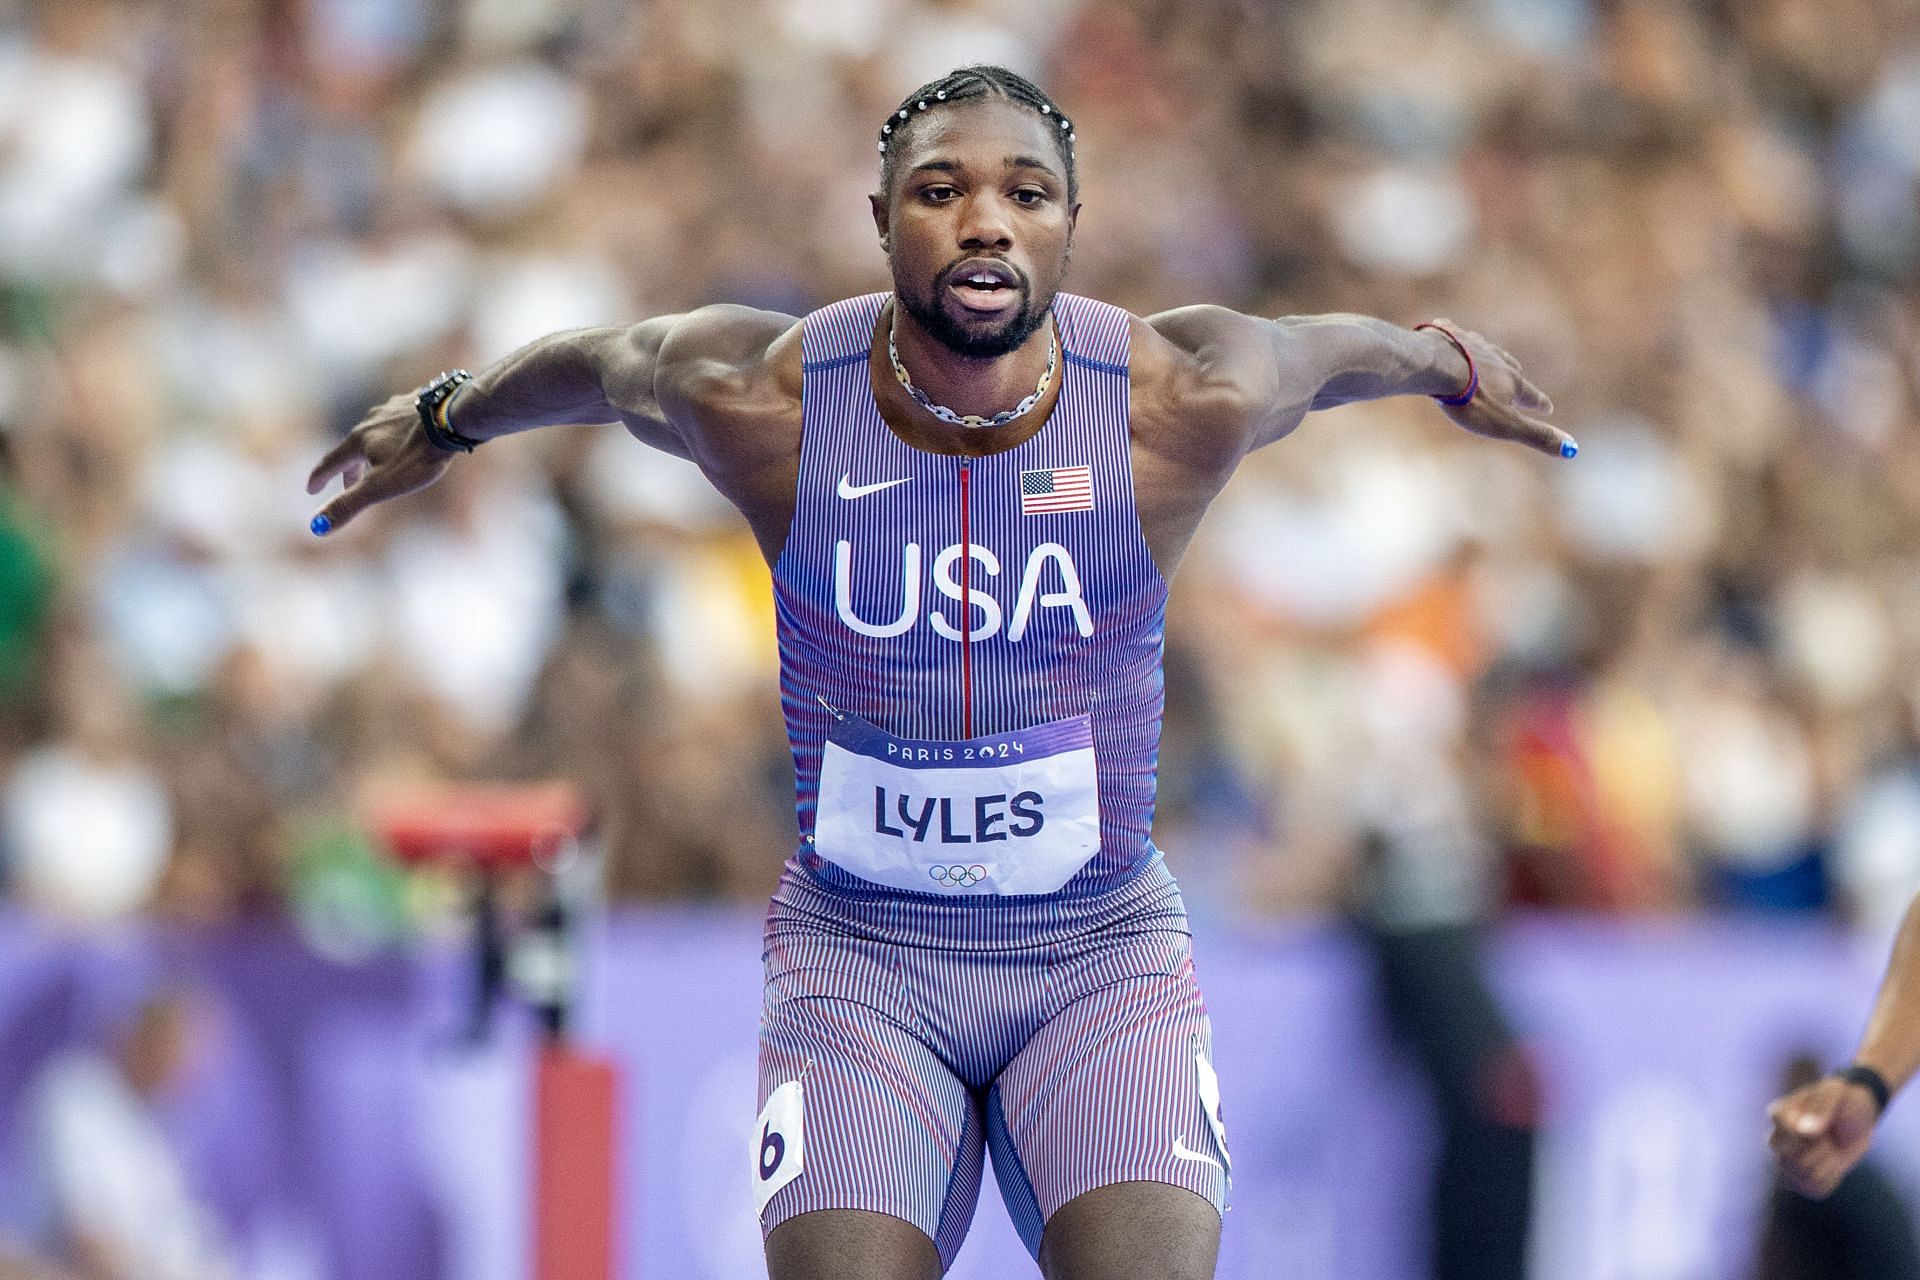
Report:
1560,440,1578,459
310,514,331,536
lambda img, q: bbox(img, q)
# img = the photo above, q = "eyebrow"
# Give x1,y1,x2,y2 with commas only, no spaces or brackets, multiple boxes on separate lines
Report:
1004,155,1059,176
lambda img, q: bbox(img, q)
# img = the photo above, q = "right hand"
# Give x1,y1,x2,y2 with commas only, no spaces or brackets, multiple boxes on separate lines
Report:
305,392,455,533
1768,1075,1881,1198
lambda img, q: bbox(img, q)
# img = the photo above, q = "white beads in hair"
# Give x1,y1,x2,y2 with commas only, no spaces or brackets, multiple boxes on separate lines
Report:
877,79,1078,161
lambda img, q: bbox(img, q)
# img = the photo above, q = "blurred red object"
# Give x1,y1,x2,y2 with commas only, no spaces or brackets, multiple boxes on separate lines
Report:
367,782,590,869
535,1048,620,1280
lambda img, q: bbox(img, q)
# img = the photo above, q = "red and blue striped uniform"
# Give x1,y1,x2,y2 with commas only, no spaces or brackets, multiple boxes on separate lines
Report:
774,290,1166,898
755,293,1228,1267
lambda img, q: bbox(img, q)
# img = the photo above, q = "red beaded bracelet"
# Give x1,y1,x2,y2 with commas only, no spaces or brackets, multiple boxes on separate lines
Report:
1414,322,1478,407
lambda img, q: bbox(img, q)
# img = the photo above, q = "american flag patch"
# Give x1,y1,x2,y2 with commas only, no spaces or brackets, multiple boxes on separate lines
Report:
1019,465,1093,515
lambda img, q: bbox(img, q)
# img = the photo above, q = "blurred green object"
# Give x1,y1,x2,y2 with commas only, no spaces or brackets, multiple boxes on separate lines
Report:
0,489,56,708
290,821,411,962
0,283,57,345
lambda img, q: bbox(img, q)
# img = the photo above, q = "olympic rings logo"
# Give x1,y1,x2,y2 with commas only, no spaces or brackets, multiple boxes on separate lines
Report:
930,864,989,886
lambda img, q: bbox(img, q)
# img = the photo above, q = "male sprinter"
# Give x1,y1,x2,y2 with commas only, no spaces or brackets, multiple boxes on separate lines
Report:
307,66,1571,1280
1769,889,1920,1199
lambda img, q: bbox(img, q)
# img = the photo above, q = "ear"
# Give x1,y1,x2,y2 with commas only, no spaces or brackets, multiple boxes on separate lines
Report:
1068,202,1081,237
870,192,890,250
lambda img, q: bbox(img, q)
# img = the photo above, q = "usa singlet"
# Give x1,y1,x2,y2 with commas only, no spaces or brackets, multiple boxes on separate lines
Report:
772,290,1167,903
754,292,1228,1265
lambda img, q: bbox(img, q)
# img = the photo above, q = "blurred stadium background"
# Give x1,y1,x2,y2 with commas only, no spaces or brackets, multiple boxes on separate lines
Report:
2,0,1920,1276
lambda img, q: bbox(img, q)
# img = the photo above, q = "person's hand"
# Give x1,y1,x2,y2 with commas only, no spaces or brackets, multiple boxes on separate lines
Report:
305,392,454,534
1768,1075,1881,1198
1427,319,1574,460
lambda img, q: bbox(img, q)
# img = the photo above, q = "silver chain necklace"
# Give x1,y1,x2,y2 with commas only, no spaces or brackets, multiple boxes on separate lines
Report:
887,306,1057,429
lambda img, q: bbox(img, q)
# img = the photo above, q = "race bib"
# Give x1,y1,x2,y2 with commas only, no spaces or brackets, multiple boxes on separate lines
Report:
752,1080,804,1215
814,708,1101,896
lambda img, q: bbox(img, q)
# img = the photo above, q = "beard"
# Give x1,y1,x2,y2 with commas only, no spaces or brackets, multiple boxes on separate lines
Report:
898,257,1057,359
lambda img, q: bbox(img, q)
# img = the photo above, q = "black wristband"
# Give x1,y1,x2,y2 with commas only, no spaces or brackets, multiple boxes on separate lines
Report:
416,369,483,454
1837,1064,1892,1118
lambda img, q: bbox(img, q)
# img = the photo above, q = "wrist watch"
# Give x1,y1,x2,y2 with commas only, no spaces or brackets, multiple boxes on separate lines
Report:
1838,1064,1892,1118
415,369,484,453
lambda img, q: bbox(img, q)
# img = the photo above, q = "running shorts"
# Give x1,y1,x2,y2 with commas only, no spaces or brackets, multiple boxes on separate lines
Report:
752,856,1230,1268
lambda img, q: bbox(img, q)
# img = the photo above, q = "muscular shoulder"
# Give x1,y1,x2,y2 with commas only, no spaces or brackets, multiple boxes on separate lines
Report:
648,304,805,486
1129,305,1283,472
655,304,805,418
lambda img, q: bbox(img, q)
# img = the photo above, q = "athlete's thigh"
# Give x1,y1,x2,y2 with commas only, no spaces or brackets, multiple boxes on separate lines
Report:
1039,1180,1222,1280
758,934,988,1272
766,1208,942,1280
985,939,1228,1267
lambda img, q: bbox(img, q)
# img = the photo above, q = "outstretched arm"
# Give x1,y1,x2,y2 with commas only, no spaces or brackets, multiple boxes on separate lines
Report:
1145,306,1574,461
305,306,794,532
1768,894,1920,1197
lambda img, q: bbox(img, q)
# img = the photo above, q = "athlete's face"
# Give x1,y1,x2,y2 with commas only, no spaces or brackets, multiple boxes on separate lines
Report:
872,99,1079,359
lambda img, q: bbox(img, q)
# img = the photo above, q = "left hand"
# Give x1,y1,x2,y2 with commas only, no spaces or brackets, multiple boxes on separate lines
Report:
1428,319,1574,459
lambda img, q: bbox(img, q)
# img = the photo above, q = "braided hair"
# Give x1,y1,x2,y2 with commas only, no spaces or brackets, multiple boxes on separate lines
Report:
877,65,1078,203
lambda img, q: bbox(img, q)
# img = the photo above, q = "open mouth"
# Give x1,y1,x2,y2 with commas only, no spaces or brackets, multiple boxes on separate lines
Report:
945,260,1023,313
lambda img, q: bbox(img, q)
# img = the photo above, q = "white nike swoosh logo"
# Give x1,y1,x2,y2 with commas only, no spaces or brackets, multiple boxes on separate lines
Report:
1171,1136,1223,1170
837,473,912,500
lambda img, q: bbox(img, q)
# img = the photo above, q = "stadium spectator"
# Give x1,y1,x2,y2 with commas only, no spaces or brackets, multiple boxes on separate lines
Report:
22,984,235,1280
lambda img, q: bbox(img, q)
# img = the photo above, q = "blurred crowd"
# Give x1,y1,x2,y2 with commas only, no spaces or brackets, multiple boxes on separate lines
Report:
0,0,1917,946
